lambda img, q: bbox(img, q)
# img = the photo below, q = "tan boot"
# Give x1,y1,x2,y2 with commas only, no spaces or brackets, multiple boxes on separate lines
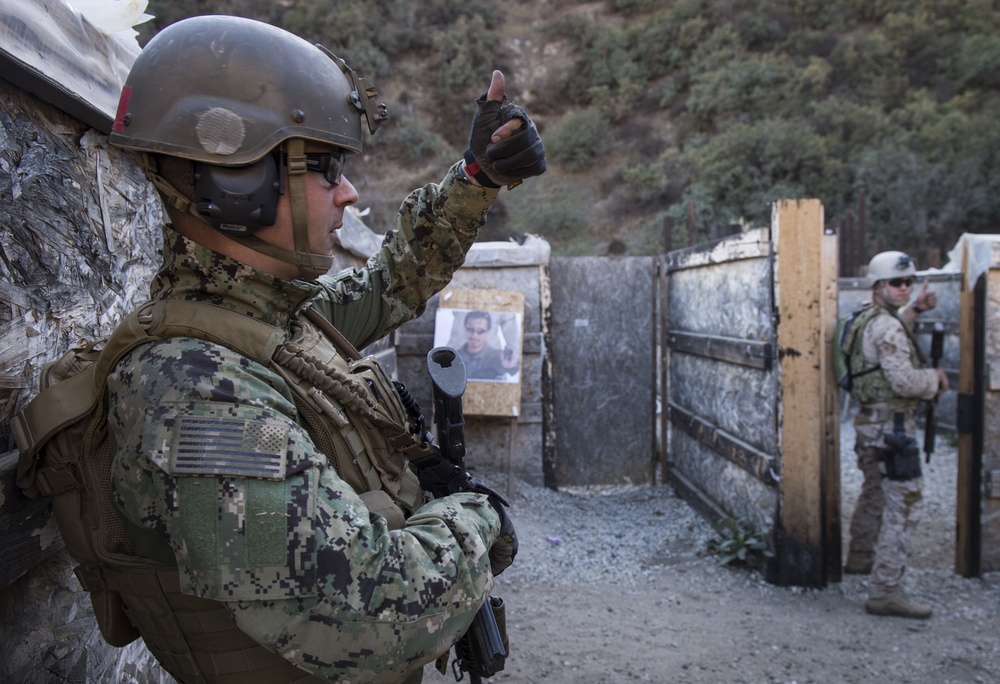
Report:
865,594,932,619
844,553,873,575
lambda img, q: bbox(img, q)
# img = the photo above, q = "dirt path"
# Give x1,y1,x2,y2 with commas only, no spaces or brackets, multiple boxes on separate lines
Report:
425,429,1000,684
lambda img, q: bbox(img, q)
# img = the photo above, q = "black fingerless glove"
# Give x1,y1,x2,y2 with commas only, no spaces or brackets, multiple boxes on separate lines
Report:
465,94,546,189
488,496,518,575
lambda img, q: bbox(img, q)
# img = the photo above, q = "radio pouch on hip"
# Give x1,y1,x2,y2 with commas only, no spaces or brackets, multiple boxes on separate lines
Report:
882,412,922,481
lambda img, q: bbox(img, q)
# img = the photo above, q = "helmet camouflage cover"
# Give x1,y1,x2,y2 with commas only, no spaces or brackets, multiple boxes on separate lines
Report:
109,15,387,164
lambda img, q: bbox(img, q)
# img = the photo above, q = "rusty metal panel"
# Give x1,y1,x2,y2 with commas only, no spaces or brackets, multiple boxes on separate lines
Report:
548,256,656,486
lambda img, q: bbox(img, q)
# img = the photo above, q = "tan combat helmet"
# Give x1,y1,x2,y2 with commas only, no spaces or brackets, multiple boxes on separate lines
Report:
866,250,917,287
109,15,388,280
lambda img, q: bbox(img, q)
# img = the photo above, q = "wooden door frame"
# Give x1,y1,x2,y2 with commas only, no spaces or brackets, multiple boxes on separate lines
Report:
772,199,841,587
956,243,985,577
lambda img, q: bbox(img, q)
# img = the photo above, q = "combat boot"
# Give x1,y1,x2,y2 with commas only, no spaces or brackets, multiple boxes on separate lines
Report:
844,552,873,575
865,594,932,619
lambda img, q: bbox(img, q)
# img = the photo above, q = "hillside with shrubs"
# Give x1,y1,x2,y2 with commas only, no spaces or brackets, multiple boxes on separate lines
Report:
141,0,1000,259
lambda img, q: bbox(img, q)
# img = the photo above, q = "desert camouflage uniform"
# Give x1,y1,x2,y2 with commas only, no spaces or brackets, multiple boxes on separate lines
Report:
848,307,938,600
108,162,502,683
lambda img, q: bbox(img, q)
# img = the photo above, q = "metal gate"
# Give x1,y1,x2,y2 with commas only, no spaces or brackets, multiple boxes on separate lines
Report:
956,235,1000,575
657,201,840,587
544,256,656,487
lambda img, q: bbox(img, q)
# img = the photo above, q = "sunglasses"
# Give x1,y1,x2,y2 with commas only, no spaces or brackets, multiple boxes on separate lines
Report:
305,151,347,186
887,277,915,288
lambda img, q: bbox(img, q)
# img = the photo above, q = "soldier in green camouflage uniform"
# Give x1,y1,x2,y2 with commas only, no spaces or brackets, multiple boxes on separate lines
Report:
844,251,948,620
105,15,544,683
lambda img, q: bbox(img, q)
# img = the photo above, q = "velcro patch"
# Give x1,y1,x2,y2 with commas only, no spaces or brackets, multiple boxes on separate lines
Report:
169,415,289,479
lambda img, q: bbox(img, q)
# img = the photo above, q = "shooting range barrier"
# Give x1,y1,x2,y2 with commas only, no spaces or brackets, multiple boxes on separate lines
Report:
5,3,1000,676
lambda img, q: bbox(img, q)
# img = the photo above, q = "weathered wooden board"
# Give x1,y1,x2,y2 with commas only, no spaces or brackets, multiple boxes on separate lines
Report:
667,330,772,370
665,228,771,272
668,402,778,483
668,351,776,455
670,428,778,535
667,233,773,341
663,226,779,554
0,67,171,682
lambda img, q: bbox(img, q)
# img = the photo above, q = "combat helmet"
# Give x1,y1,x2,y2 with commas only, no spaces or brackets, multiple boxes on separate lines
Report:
866,251,917,287
109,15,388,280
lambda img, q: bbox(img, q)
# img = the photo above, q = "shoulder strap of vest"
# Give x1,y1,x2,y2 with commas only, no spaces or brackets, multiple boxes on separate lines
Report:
12,358,100,465
13,300,287,465
97,299,287,380
303,307,362,361
843,304,879,354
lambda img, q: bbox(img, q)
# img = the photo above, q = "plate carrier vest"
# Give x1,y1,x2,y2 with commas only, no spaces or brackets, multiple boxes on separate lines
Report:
13,299,431,684
842,304,926,409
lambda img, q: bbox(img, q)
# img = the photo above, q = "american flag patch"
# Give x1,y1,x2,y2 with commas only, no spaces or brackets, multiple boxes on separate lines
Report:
169,416,289,479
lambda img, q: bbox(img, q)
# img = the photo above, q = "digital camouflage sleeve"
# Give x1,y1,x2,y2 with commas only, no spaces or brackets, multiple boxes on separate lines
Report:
108,162,504,683
311,161,499,349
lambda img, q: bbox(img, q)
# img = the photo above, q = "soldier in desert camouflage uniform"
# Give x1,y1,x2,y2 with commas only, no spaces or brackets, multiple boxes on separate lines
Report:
104,15,544,683
844,251,948,620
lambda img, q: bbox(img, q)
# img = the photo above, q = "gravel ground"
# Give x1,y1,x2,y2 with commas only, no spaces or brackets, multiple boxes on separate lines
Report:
424,418,1000,684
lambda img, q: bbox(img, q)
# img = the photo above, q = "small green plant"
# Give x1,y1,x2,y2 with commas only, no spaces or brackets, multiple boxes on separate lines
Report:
707,515,771,569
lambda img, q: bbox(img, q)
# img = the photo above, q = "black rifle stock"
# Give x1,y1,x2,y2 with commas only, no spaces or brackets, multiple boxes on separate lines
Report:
424,347,508,683
924,323,945,463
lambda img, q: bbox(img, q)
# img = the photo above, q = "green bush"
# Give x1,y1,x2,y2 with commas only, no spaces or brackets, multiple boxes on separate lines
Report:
622,163,668,202
545,108,614,172
369,122,446,168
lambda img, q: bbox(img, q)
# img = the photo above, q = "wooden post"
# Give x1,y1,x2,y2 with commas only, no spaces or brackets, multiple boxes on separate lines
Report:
956,241,984,577
821,226,842,582
772,199,836,587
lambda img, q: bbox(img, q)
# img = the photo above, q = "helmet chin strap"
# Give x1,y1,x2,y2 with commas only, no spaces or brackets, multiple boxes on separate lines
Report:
142,146,334,281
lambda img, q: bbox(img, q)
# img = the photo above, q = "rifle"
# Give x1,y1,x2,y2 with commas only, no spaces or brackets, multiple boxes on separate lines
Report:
418,347,509,682
923,323,945,464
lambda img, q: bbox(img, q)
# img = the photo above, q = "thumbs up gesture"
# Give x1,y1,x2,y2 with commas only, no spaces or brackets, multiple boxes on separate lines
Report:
463,70,546,189
914,280,937,313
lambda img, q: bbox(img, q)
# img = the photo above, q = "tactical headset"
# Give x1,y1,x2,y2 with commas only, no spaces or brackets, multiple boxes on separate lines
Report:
192,153,283,235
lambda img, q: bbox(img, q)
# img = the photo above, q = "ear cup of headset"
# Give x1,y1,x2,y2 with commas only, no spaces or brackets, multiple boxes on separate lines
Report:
193,156,281,235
